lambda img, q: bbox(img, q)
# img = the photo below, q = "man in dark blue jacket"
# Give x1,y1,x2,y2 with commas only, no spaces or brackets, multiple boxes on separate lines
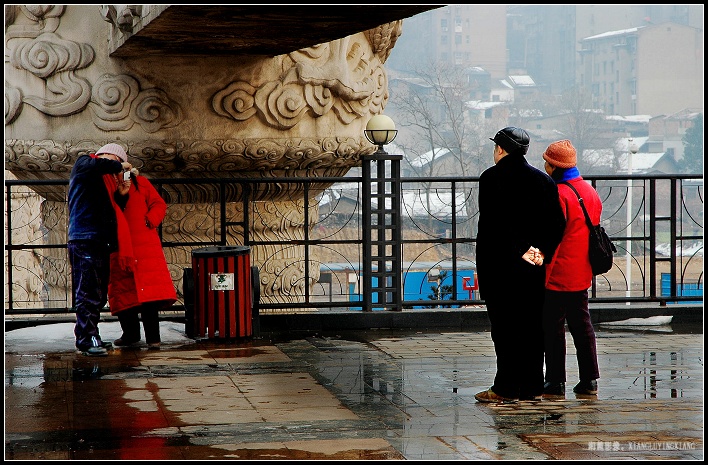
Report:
68,143,132,356
475,127,566,402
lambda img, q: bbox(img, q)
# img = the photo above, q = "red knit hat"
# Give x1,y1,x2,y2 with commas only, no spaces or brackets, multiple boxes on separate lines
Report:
542,139,577,168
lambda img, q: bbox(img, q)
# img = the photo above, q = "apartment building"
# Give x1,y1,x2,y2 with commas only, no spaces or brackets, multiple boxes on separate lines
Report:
508,4,703,97
386,5,508,80
579,22,703,116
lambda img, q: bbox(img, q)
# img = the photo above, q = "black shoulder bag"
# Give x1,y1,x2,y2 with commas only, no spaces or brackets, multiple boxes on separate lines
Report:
561,182,617,275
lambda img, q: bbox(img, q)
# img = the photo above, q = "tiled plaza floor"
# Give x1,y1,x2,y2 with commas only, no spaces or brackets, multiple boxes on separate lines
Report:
4,321,703,460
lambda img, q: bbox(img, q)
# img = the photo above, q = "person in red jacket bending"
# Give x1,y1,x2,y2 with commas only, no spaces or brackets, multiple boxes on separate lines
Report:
541,140,602,397
108,162,176,349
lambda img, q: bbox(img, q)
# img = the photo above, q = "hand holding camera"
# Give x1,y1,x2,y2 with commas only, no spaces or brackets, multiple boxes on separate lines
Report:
116,170,131,196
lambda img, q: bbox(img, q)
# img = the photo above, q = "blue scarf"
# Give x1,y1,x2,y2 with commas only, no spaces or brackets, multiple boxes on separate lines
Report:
551,166,580,183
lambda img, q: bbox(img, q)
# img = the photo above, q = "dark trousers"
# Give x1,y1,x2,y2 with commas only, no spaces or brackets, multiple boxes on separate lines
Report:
542,289,600,383
117,302,162,344
69,240,110,349
485,286,546,399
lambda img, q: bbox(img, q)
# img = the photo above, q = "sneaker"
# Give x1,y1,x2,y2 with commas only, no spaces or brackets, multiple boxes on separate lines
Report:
573,379,598,395
76,336,109,356
147,342,161,350
543,381,565,397
77,346,108,357
474,388,518,404
113,337,141,347
101,340,113,349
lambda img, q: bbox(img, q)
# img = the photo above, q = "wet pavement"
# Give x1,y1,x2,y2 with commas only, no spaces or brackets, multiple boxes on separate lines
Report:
4,320,704,460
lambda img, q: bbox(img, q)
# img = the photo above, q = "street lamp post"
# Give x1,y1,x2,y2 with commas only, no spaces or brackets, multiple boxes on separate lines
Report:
362,114,402,311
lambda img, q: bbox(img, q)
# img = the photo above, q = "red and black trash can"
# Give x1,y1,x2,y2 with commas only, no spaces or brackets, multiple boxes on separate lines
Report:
190,245,253,339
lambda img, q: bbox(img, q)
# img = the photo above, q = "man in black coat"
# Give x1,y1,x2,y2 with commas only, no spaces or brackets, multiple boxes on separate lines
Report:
475,127,566,403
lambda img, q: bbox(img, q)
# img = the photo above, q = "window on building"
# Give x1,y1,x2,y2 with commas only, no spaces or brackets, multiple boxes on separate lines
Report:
441,35,448,45
441,18,448,32
455,34,462,45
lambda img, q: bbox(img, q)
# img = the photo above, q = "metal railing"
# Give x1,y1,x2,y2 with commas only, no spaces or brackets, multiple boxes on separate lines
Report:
4,173,703,317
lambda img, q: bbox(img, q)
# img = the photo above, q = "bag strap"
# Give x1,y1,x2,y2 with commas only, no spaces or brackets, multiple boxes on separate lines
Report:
560,181,595,230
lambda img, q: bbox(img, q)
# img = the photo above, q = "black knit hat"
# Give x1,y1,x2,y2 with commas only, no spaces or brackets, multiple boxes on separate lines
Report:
490,127,530,155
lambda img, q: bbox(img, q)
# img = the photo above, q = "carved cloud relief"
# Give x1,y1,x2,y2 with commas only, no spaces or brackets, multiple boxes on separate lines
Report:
5,5,181,132
212,22,402,129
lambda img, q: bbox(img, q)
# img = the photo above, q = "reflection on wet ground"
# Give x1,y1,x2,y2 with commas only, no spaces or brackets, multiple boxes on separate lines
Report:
5,323,703,460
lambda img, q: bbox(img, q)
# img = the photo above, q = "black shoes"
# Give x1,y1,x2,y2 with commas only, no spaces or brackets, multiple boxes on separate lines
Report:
113,336,141,347
573,379,598,395
543,380,597,396
543,381,565,397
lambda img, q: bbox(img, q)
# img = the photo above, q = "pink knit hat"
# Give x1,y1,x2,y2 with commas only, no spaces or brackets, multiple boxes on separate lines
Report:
542,139,577,168
96,143,128,162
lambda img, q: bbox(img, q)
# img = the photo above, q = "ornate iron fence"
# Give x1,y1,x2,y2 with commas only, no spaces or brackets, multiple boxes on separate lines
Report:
4,173,703,317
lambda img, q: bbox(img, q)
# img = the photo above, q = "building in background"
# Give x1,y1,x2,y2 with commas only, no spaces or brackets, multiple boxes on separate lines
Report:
386,5,508,80
579,22,703,116
389,4,703,116
507,4,703,97
384,4,702,173
647,109,703,162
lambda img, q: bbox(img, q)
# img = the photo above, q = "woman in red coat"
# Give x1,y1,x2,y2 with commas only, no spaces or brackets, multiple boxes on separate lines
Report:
541,140,602,397
108,167,176,349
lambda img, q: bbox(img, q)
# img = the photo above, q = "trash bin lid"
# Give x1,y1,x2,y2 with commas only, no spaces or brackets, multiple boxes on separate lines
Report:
192,245,250,257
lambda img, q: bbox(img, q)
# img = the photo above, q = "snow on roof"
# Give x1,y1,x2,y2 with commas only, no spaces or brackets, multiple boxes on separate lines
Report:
583,26,644,41
515,108,543,118
467,66,487,73
614,136,649,152
619,152,667,172
498,79,514,89
507,75,535,86
583,147,665,172
662,108,704,120
465,100,505,111
409,147,452,168
526,128,566,140
606,114,652,123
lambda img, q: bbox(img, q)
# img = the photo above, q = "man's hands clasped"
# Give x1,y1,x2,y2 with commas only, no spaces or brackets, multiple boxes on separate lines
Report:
522,246,544,266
